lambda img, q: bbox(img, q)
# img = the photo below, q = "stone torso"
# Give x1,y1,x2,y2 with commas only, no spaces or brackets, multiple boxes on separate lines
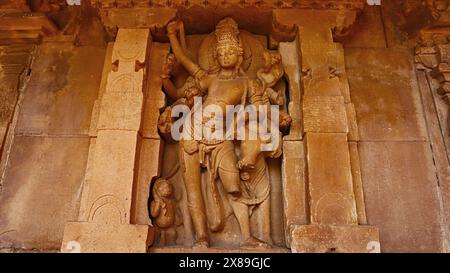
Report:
155,199,175,229
203,75,248,111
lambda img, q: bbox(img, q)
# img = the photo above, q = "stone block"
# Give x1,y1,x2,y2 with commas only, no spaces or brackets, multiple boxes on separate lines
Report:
303,96,348,133
0,74,18,153
346,103,359,141
305,133,358,225
359,141,443,252
99,8,176,30
105,70,144,94
303,78,342,97
0,75,19,136
61,222,153,253
336,43,352,103
16,44,106,136
79,130,139,224
88,100,101,137
349,142,367,224
342,6,387,48
97,91,144,131
132,138,163,225
345,48,428,141
89,43,114,137
111,28,150,72
281,140,307,247
291,224,380,253
298,27,337,81
0,136,90,250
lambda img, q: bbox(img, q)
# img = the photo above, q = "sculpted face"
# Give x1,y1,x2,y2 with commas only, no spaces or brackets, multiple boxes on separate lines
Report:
157,180,173,198
217,45,239,69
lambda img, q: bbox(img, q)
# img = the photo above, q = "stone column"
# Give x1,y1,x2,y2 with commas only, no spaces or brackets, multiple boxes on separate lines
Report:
61,29,153,253
274,9,379,253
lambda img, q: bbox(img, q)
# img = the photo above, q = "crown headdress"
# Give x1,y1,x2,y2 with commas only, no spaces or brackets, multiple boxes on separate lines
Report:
215,18,243,53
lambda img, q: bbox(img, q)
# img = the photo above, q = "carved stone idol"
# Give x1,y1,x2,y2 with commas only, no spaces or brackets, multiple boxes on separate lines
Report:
150,178,177,246
155,17,291,249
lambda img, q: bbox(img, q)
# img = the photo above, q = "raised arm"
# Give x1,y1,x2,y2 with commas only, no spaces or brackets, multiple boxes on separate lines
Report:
167,21,203,78
161,54,184,100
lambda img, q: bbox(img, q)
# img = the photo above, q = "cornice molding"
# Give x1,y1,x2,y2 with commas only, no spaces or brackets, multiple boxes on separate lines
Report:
90,0,366,11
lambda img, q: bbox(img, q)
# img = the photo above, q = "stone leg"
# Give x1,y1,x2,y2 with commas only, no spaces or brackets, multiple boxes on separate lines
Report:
216,142,267,247
215,142,251,241
251,156,272,244
227,198,252,243
180,149,209,245
257,197,272,244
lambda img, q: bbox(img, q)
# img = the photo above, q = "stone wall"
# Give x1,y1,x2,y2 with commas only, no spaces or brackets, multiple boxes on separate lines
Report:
0,3,449,253
343,5,449,252
0,41,106,251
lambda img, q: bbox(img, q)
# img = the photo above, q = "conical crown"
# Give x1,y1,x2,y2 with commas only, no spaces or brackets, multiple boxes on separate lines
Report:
215,18,242,53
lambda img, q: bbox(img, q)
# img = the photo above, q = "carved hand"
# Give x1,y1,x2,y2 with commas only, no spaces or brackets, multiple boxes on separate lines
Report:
167,20,182,36
161,54,178,77
150,200,161,217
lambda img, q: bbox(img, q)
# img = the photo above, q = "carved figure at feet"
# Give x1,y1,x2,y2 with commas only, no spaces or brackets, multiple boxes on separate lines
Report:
150,179,177,246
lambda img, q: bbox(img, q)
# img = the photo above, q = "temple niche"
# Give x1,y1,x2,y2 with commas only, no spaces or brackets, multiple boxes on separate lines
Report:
153,18,291,250
2,0,450,254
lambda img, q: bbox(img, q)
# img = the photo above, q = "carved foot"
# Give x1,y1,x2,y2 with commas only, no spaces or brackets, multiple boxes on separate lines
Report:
193,238,209,249
240,237,272,249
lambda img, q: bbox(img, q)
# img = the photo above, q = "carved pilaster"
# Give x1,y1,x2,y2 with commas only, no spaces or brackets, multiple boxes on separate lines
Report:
61,29,153,253
416,40,450,133
274,9,379,253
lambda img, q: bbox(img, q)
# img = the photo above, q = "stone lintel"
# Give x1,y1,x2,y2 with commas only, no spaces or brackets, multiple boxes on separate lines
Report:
274,8,360,40
98,8,176,30
90,1,365,11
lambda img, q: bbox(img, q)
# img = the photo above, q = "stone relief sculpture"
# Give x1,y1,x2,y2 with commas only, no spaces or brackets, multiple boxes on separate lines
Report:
155,17,291,249
150,178,177,245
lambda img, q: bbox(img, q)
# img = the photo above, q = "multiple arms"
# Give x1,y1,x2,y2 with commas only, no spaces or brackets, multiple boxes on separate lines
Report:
161,54,184,100
167,21,209,91
167,21,202,77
